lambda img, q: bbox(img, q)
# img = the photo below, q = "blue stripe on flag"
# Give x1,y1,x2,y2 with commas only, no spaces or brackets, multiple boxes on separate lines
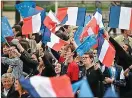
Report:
74,26,84,46
61,15,68,24
76,8,86,26
19,76,41,97
40,10,46,32
42,27,51,44
109,6,120,28
84,15,91,26
97,33,105,58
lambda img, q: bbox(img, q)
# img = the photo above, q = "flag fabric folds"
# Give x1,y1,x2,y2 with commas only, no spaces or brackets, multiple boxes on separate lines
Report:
1,17,14,38
43,10,60,33
109,6,132,30
56,7,86,26
19,75,74,97
46,33,68,51
104,87,119,97
80,10,103,41
79,79,93,97
97,34,115,67
42,27,51,44
22,10,46,35
15,1,36,18
76,35,97,56
84,15,91,26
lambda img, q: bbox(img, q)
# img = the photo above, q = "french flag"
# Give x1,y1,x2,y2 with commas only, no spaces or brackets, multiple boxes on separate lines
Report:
43,10,60,33
19,75,74,97
22,10,45,35
47,33,68,52
97,34,115,67
56,7,86,26
80,11,104,41
109,6,132,30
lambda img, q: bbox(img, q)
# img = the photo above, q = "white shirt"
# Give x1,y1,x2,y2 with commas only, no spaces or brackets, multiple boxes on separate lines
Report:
3,88,10,96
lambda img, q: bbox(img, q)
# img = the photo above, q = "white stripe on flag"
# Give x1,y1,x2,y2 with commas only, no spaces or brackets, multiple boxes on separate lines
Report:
32,13,41,33
65,7,78,26
99,40,109,62
87,27,94,36
30,76,57,97
119,7,131,30
48,10,60,24
47,33,59,48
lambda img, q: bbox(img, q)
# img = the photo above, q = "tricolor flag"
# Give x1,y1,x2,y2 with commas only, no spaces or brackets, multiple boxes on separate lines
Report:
19,75,74,97
56,7,86,26
109,6,132,30
47,33,68,51
43,10,60,33
22,10,46,35
97,34,115,67
80,10,104,41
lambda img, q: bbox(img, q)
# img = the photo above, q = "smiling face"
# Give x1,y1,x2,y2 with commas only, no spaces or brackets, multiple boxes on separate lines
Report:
55,63,61,74
2,77,14,90
14,80,22,91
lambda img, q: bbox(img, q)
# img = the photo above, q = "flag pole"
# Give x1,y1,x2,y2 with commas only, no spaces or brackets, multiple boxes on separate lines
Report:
55,0,58,15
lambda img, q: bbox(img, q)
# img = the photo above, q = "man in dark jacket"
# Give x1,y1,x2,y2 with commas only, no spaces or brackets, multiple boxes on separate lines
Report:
1,73,18,98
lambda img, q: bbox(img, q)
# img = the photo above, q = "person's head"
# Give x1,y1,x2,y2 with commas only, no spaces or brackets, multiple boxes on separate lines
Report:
82,52,94,66
8,43,20,58
55,63,61,74
14,79,23,92
2,43,10,55
64,44,76,63
2,73,14,90
121,29,132,36
123,44,132,55
55,30,69,41
15,32,22,40
58,46,65,57
12,25,22,36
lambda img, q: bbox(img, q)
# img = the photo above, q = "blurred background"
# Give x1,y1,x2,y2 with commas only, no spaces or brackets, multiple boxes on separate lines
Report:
1,1,132,34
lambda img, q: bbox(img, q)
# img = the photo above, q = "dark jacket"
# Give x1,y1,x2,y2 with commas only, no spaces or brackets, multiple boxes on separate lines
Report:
109,37,132,70
20,50,38,74
1,86,18,98
86,66,104,97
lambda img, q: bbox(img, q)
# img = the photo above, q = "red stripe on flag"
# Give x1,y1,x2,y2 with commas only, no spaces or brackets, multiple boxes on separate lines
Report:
129,9,132,30
56,8,68,22
35,6,43,11
52,39,68,51
50,75,73,97
80,17,99,40
22,17,33,35
44,16,57,33
102,45,115,67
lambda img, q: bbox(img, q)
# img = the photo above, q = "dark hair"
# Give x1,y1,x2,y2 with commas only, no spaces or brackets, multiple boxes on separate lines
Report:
55,30,69,41
84,52,94,59
16,32,22,37
59,25,69,32
121,29,125,33
12,25,22,33
9,42,20,53
125,44,132,55
17,21,23,27
65,44,75,52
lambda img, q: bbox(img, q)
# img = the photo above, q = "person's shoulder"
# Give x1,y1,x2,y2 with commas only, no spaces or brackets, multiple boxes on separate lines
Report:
114,34,123,40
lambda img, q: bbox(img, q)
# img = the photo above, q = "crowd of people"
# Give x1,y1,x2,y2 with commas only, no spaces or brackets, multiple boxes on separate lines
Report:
1,19,132,97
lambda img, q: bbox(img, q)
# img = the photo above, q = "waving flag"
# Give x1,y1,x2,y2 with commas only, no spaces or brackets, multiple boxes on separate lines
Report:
15,1,36,18
109,6,132,30
80,9,104,41
44,10,60,33
97,34,115,67
22,10,46,35
56,7,86,26
19,75,73,97
104,87,118,97
76,35,97,56
35,6,44,11
1,17,14,38
74,16,91,47
79,79,93,97
74,26,84,47
47,33,68,51
42,27,51,44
